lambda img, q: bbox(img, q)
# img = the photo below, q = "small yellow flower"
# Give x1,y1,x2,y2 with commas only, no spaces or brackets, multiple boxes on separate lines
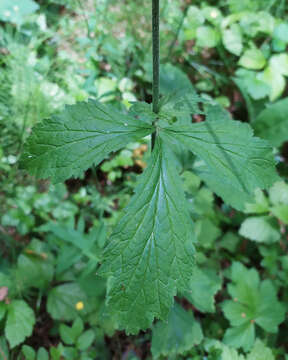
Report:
75,301,84,311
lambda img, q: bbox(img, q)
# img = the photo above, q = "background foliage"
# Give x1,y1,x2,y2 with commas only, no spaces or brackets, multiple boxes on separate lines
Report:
0,0,288,359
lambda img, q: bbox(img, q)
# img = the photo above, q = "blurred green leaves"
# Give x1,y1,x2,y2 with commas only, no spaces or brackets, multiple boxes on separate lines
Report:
239,49,266,70
0,0,39,26
4,300,35,348
185,267,222,313
151,303,203,359
254,98,288,147
222,262,285,351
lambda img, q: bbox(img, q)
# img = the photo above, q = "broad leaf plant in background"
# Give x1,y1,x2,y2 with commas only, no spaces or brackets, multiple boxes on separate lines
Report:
21,0,279,334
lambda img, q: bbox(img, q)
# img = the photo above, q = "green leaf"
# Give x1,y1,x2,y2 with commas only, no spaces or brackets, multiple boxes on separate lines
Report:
159,89,210,129
128,102,157,125
17,239,54,289
151,303,203,359
270,54,288,76
186,6,205,28
228,0,257,13
160,105,278,211
269,181,288,205
239,49,266,70
239,12,275,36
255,280,286,333
159,90,207,122
21,100,153,183
205,339,245,359
222,24,243,56
99,138,195,333
181,170,201,195
195,218,221,249
76,329,95,351
37,347,49,360
59,324,76,345
0,0,39,25
244,189,269,214
40,220,99,274
196,26,219,48
95,77,117,102
160,63,195,95
71,317,84,339
271,205,288,224
224,323,255,352
59,317,84,345
235,69,270,101
239,216,280,243
190,187,215,216
49,343,65,360
62,347,78,359
258,66,285,102
253,98,288,147
0,302,6,321
259,246,279,275
145,63,195,97
273,23,288,44
220,232,240,253
47,283,86,321
5,300,35,348
272,38,286,52
22,345,36,360
185,267,222,313
194,160,250,211
247,339,275,360
222,263,285,351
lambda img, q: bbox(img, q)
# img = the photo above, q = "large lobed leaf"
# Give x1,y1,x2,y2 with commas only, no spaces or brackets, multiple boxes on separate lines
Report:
99,138,195,333
20,100,153,183
20,94,280,335
160,105,279,210
222,262,285,351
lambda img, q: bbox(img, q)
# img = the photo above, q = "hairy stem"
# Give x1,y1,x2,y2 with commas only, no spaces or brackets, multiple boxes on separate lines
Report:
152,0,160,150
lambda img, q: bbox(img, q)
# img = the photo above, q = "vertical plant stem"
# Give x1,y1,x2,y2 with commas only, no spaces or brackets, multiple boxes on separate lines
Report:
152,0,160,150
